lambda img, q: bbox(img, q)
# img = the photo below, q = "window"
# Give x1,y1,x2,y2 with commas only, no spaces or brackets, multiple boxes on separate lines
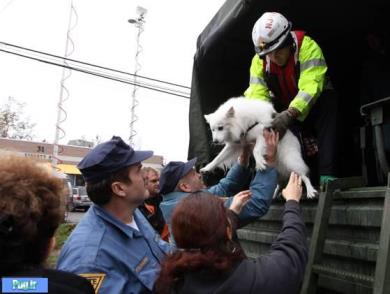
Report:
37,146,45,153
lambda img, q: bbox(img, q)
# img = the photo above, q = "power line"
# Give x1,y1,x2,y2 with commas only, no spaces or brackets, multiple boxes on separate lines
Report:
0,41,191,89
0,43,191,98
0,0,16,15
0,41,191,97
0,45,189,98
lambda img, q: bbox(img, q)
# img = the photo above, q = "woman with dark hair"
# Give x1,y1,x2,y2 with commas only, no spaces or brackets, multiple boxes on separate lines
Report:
154,172,307,294
0,155,94,294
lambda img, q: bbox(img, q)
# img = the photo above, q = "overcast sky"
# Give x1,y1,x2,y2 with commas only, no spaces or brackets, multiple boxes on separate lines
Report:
0,0,225,162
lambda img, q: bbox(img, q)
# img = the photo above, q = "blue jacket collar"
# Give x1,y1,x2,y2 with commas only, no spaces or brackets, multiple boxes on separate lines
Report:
92,204,143,239
163,189,209,201
162,191,187,201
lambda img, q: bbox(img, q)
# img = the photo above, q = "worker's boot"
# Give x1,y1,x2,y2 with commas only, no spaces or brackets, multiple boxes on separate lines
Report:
319,175,337,192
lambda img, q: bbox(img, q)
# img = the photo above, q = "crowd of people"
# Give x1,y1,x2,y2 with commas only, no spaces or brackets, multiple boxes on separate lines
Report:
0,132,307,294
0,10,342,294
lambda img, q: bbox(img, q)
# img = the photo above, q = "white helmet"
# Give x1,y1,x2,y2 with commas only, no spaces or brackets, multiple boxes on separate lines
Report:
252,12,292,57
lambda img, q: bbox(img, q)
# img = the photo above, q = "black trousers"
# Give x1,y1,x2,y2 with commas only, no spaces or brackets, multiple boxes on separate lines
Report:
293,90,339,177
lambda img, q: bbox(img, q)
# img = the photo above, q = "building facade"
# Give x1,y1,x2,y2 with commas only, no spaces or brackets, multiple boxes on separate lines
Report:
0,138,164,186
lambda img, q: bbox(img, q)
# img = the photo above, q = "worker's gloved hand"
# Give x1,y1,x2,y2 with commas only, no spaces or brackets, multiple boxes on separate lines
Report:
271,107,300,138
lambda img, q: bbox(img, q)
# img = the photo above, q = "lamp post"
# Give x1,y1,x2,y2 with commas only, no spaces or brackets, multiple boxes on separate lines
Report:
128,6,147,147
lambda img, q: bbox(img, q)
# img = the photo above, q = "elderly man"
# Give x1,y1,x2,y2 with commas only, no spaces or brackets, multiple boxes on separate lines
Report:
57,136,173,293
139,167,169,241
160,130,279,240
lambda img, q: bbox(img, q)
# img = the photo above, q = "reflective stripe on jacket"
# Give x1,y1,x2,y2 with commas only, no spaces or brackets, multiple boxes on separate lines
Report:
244,32,327,121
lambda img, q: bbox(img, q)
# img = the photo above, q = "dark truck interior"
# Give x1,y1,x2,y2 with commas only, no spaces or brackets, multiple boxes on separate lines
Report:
188,0,390,186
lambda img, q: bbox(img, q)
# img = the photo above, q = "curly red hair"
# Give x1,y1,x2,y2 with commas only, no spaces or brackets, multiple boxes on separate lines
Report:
154,192,245,294
0,154,65,274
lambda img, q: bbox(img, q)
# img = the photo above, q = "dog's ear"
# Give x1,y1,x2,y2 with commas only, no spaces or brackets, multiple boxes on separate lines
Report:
204,114,210,122
226,107,235,118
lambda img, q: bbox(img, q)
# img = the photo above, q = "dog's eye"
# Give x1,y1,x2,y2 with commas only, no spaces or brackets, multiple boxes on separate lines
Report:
217,126,223,131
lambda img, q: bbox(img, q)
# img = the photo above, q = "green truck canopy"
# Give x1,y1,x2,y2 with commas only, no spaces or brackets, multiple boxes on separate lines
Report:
188,0,390,178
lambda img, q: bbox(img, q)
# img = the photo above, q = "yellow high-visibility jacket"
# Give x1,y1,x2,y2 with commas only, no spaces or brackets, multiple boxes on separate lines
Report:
244,32,327,121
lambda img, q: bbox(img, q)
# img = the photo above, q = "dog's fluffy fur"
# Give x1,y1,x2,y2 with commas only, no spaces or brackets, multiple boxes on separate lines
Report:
201,97,317,198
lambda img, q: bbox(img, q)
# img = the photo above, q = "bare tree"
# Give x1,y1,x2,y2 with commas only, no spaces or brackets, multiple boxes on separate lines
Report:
93,135,102,146
0,97,35,140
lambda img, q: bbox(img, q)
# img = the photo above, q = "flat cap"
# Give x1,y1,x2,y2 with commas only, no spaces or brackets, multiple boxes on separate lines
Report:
77,136,153,183
159,158,197,194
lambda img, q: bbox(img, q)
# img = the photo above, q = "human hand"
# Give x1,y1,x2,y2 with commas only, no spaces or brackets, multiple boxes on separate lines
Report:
263,129,279,166
229,190,252,215
282,172,303,202
238,144,255,166
271,107,300,138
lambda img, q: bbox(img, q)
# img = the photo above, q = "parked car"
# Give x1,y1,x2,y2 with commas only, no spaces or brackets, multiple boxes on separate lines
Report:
68,186,92,211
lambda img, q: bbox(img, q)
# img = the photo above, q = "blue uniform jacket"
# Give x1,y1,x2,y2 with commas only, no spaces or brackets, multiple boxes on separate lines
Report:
160,164,277,236
57,204,173,294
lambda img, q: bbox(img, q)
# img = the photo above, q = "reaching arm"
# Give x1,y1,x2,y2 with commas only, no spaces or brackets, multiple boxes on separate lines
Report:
252,200,308,294
225,129,279,225
252,172,308,293
290,36,327,121
225,167,277,226
207,158,252,197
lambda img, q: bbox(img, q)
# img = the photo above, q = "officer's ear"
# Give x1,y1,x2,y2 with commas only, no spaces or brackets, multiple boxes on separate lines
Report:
177,180,192,193
111,181,127,198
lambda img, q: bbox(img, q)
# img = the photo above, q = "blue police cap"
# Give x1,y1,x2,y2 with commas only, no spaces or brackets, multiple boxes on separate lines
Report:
77,136,153,183
159,158,197,195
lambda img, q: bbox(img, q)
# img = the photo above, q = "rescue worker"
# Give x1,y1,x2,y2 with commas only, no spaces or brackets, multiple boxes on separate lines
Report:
244,12,338,186
57,136,173,293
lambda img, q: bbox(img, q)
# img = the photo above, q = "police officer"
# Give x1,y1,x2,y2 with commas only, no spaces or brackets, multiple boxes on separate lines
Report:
57,136,173,293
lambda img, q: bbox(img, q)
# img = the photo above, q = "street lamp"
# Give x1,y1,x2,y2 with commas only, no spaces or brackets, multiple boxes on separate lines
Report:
128,6,147,147
128,6,147,26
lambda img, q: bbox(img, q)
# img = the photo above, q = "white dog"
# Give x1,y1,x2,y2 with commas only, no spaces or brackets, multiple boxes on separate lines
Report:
201,97,317,198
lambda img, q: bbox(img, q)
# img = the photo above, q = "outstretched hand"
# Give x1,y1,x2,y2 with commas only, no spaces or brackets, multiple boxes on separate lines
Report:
238,144,255,166
282,172,303,203
229,190,252,215
263,129,279,166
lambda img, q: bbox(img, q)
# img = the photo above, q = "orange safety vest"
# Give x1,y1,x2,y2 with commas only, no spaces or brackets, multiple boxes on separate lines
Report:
145,203,169,242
